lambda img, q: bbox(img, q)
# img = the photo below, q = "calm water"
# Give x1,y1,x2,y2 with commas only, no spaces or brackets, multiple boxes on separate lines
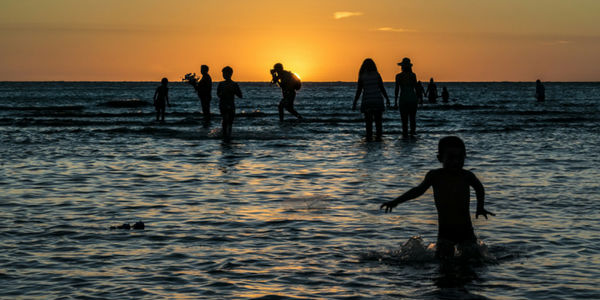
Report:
1,82,599,299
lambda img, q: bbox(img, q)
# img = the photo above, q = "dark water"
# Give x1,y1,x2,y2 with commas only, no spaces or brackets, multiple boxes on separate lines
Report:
1,82,599,299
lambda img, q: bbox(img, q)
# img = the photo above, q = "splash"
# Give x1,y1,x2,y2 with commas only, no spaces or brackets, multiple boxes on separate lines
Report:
362,236,497,265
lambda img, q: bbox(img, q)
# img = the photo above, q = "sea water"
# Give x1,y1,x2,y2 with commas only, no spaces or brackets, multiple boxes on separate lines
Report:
0,82,599,299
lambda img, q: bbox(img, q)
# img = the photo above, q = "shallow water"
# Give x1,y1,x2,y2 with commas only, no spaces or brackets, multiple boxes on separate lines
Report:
1,82,599,299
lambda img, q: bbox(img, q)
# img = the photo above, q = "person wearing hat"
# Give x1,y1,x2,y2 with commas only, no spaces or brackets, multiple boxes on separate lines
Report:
395,58,419,137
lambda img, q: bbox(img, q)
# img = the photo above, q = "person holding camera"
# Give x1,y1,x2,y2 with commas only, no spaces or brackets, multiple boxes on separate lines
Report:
271,63,303,122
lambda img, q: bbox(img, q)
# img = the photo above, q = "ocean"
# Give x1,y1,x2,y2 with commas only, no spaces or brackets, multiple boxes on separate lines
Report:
1,81,599,299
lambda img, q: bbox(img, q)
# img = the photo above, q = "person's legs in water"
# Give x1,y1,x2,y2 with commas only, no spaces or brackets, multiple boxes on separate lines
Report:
227,109,235,138
374,110,383,141
278,99,285,122
159,107,166,122
283,90,302,120
409,104,417,136
200,96,211,121
364,111,373,141
399,107,409,137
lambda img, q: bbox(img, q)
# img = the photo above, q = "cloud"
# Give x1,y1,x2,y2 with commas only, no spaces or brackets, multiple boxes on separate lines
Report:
333,11,363,20
377,27,416,33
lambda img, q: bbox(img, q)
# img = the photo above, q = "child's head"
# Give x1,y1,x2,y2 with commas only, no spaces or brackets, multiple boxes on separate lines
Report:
222,66,233,80
437,136,466,170
161,78,168,86
201,65,209,74
273,63,284,72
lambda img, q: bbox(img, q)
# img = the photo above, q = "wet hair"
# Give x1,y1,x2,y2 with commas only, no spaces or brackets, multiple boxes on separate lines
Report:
438,136,466,157
222,66,233,77
201,65,209,73
359,58,378,76
273,63,283,71
161,78,168,85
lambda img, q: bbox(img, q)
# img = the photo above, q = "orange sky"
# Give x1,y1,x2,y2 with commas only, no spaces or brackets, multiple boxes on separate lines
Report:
1,0,599,81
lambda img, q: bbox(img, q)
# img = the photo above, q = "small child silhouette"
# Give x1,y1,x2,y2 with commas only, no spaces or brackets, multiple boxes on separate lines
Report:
380,136,495,259
153,78,171,122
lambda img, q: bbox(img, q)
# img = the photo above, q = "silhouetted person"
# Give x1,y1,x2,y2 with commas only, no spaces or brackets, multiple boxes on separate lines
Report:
271,63,302,121
416,80,425,106
352,58,391,141
425,78,438,104
535,79,545,102
395,58,419,137
442,86,450,103
195,65,213,121
217,66,242,140
153,77,170,122
381,136,495,260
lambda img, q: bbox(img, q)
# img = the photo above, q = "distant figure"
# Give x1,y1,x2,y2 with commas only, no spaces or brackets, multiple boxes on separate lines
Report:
381,136,495,260
271,63,303,121
196,65,213,121
535,79,545,102
395,58,419,137
153,78,170,122
217,66,243,140
442,86,450,103
352,58,391,141
416,80,425,106
425,78,438,104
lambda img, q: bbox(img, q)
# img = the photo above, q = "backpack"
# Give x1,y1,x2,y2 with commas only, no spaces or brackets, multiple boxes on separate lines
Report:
290,72,302,91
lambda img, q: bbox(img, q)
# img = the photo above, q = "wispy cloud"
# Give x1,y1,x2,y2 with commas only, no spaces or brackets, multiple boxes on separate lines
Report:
333,11,363,20
377,27,416,33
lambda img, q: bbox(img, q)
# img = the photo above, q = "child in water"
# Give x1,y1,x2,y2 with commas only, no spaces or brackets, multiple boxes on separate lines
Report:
217,66,243,140
380,136,495,260
153,78,171,122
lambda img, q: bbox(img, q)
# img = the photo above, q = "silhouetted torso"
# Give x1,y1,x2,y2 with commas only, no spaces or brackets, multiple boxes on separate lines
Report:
428,168,477,242
396,72,418,106
427,83,438,103
197,74,212,99
359,71,385,112
217,80,242,111
155,85,168,107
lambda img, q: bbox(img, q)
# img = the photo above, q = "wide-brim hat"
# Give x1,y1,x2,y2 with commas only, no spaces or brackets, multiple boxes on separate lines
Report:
397,58,413,67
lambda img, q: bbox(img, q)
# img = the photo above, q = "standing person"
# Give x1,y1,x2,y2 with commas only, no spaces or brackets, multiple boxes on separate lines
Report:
217,66,243,140
426,78,438,104
196,65,213,121
416,80,425,106
442,86,450,103
380,136,495,260
395,58,419,137
270,63,303,121
352,58,391,141
153,78,171,122
535,79,545,102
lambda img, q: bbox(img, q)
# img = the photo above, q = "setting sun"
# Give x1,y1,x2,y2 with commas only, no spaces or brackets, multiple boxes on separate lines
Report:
1,0,599,81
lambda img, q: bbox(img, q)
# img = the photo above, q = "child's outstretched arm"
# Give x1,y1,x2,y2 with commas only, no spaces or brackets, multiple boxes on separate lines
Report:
380,171,433,213
468,171,495,219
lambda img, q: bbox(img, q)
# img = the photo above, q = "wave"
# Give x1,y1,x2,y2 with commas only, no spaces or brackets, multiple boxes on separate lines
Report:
0,105,85,111
98,99,150,108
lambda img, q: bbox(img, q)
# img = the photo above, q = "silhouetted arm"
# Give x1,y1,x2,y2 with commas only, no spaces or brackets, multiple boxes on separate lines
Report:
153,88,158,102
353,79,363,111
235,83,243,99
166,89,171,107
381,171,433,213
378,74,391,107
467,171,495,219
394,74,400,107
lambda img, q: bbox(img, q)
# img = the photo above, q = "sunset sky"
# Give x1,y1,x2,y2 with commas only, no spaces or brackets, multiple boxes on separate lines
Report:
1,0,599,81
